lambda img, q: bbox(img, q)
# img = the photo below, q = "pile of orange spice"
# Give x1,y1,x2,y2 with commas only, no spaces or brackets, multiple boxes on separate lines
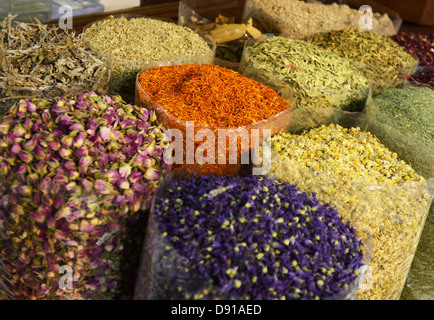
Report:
137,64,289,127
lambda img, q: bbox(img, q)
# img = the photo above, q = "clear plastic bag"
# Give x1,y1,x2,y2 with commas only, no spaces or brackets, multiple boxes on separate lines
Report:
178,0,255,70
255,110,433,300
135,63,293,179
238,34,372,134
241,0,401,40
82,14,216,103
362,89,433,180
361,88,434,300
134,172,373,300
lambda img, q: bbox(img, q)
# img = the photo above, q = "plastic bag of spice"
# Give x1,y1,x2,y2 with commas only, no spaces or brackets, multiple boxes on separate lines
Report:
362,87,434,179
0,93,169,300
238,34,372,134
134,173,372,300
178,0,260,70
82,14,216,104
361,87,434,300
0,15,112,116
241,0,401,40
135,63,293,179
307,28,419,95
254,112,433,300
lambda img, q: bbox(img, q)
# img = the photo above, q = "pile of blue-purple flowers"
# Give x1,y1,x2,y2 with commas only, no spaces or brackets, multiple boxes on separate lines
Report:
152,175,364,300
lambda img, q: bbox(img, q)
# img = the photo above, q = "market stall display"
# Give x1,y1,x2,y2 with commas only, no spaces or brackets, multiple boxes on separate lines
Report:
0,93,169,299
82,15,215,101
258,121,432,300
135,174,369,300
0,14,112,115
136,63,293,178
0,0,432,302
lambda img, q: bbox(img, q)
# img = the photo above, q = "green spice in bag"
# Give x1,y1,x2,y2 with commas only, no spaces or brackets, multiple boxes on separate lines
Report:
259,124,432,300
309,28,418,95
365,87,433,147
364,86,433,180
240,36,370,111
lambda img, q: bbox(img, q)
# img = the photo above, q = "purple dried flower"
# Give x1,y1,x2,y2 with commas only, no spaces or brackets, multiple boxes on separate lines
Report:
119,164,132,179
73,132,85,148
10,142,21,155
99,127,111,141
57,115,71,127
144,168,160,180
78,155,92,167
69,123,84,131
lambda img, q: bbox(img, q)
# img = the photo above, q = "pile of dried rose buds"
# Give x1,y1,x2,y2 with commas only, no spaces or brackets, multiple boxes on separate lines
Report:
147,175,365,300
0,92,168,299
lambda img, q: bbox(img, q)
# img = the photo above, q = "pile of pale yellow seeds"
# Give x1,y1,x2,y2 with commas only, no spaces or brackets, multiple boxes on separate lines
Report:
261,124,432,300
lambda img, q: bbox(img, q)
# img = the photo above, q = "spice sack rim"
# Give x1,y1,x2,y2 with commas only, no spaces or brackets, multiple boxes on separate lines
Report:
82,13,218,66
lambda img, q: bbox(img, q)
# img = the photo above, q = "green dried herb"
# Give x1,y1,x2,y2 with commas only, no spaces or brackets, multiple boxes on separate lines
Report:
363,86,433,179
366,87,433,145
240,36,371,111
309,28,418,94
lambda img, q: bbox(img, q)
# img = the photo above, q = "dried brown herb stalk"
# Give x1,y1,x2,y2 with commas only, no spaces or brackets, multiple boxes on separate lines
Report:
0,14,111,112
0,255,14,300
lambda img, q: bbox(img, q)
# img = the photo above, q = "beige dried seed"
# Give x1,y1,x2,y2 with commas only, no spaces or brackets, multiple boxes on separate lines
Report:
260,124,432,300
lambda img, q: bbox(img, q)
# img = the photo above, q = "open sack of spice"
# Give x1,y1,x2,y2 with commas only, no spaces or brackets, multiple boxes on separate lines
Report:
0,14,112,116
307,28,419,95
135,63,293,179
362,86,433,179
254,112,433,300
134,173,372,300
362,86,434,300
239,34,372,133
178,0,262,69
0,93,169,299
241,0,400,40
82,14,216,103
